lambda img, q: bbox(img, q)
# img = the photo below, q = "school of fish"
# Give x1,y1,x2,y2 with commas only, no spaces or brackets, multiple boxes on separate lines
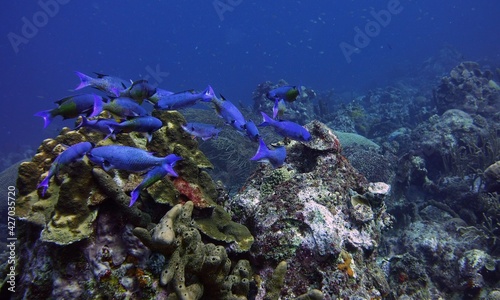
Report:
34,71,311,206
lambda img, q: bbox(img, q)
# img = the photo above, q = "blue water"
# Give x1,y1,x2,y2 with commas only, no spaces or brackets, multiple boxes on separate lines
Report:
0,0,498,162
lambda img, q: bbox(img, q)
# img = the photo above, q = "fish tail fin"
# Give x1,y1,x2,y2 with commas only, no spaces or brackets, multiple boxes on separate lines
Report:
162,155,182,177
260,111,274,126
103,132,115,140
250,138,269,161
37,175,51,197
201,85,216,102
75,116,88,129
34,109,54,128
89,95,103,117
129,187,141,207
272,99,280,119
74,71,94,90
103,123,118,140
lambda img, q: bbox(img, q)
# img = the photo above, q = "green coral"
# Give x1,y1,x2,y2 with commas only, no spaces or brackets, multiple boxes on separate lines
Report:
265,261,287,300
16,132,100,245
260,167,294,197
92,168,151,228
133,201,253,299
195,205,254,252
334,131,380,150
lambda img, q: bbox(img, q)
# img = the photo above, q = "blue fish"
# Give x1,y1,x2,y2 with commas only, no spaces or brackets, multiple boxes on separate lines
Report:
181,122,221,141
259,112,311,142
129,154,182,207
103,97,148,118
34,94,104,128
76,116,118,137
250,138,286,169
74,71,128,97
211,95,246,131
107,116,163,142
266,85,301,102
37,142,94,196
155,85,215,110
244,120,260,142
119,79,157,103
147,88,174,105
87,145,177,172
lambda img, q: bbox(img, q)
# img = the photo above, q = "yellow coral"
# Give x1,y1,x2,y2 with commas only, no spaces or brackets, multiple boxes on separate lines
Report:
337,250,354,277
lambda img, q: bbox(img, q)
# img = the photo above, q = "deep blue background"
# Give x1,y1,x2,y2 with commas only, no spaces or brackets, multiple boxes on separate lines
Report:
0,0,499,164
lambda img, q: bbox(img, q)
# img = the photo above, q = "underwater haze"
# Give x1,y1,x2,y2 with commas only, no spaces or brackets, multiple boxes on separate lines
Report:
0,0,499,167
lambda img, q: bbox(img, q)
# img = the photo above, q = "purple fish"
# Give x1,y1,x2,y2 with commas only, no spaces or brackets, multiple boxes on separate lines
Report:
244,120,260,142
76,116,118,137
34,94,104,128
266,85,300,102
129,154,182,207
147,88,175,105
37,142,94,196
103,97,148,118
74,71,128,97
107,116,163,142
155,85,216,110
250,138,286,169
259,112,311,142
211,95,246,131
181,122,221,141
87,145,175,172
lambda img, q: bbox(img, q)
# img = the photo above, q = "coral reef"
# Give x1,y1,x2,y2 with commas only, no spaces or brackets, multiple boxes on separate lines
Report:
434,61,500,116
8,59,500,299
10,110,255,299
133,201,253,300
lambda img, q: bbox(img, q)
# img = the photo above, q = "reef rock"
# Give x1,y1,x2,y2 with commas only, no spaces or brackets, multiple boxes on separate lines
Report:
434,61,500,116
228,120,393,298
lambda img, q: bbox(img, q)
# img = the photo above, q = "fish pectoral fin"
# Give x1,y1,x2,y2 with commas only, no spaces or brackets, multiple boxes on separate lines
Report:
102,160,113,172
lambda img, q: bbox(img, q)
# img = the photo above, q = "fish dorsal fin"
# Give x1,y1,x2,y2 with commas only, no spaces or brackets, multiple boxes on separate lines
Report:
93,72,108,78
173,89,196,95
219,94,226,101
132,79,149,85
54,95,76,105
121,82,127,89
